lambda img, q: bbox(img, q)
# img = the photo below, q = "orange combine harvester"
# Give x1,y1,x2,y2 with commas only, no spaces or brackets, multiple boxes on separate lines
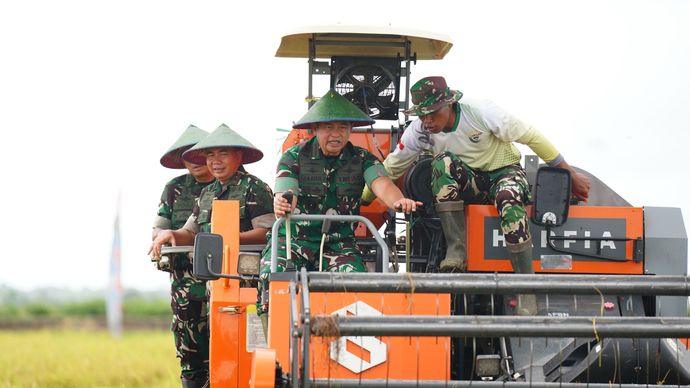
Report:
167,26,690,387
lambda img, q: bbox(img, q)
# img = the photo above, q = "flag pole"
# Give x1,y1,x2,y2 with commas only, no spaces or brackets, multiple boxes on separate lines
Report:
106,192,123,337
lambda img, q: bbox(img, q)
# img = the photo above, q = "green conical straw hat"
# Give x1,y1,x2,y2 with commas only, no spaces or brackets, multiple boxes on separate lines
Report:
182,123,263,165
160,125,209,169
293,89,375,129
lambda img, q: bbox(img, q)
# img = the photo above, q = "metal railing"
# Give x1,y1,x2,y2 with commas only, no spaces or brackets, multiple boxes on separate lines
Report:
307,381,690,388
305,272,690,295
270,214,390,273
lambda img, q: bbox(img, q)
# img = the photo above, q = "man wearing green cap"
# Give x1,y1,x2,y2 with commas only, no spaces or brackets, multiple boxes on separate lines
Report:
149,124,274,387
151,124,214,387
257,90,420,317
364,76,591,315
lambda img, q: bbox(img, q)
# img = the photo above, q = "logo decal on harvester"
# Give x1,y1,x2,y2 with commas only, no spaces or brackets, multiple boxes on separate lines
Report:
483,217,627,260
330,301,387,373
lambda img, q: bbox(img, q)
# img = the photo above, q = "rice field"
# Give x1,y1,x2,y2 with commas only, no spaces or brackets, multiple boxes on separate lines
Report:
0,329,179,387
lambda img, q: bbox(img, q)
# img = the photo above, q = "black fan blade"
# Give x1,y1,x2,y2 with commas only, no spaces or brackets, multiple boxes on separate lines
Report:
341,90,357,102
342,73,365,90
372,76,394,95
333,61,401,120
375,93,396,109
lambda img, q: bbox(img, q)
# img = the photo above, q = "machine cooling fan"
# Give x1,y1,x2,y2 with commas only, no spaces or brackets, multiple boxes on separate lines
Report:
330,56,401,121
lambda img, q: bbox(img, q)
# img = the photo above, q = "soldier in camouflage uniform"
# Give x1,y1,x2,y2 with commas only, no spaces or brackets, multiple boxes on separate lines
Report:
150,123,275,250
150,125,214,387
363,76,591,315
150,124,274,388
258,90,419,318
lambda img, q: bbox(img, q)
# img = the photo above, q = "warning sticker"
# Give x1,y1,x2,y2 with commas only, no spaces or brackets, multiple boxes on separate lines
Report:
246,304,267,352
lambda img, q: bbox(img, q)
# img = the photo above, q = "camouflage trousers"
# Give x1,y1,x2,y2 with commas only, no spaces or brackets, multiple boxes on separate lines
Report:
431,152,531,245
257,237,367,315
169,266,209,380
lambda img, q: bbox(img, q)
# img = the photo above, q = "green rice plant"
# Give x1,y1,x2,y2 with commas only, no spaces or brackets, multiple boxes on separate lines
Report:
61,299,106,316
123,298,170,317
24,303,55,317
0,304,20,318
0,329,179,387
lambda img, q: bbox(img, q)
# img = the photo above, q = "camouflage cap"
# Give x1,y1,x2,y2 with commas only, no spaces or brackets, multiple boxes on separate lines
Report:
403,76,463,116
293,89,375,129
160,124,209,169
182,123,263,165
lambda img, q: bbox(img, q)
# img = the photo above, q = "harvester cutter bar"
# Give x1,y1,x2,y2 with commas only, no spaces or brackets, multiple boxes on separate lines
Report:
306,272,690,295
309,380,690,388
310,314,690,338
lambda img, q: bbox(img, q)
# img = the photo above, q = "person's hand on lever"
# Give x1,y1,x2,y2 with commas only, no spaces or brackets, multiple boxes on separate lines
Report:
274,190,295,218
393,198,422,214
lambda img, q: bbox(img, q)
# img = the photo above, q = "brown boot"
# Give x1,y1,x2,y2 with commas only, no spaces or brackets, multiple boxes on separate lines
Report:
435,201,466,272
507,240,538,316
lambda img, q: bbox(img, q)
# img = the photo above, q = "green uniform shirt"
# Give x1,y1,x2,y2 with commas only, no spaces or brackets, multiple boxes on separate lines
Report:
274,137,387,243
187,169,274,234
157,173,210,230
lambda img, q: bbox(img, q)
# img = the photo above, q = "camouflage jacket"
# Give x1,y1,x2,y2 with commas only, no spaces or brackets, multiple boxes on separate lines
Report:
189,169,274,233
274,137,387,243
157,173,210,230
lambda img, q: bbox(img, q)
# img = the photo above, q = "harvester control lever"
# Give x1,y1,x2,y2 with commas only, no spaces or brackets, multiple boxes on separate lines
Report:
319,219,332,272
156,245,194,271
321,219,332,234
282,190,294,213
282,190,295,264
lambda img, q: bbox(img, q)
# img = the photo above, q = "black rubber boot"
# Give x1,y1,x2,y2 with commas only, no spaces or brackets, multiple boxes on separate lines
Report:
507,240,537,316
435,201,467,272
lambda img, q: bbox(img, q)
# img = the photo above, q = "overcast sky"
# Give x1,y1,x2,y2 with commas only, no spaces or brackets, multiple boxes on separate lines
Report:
1,0,688,291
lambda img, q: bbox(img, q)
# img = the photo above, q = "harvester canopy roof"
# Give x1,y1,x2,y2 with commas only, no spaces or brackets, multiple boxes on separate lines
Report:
275,25,453,60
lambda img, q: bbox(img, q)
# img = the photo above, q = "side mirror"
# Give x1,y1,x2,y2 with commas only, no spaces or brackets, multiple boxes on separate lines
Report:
193,233,224,280
532,167,571,227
